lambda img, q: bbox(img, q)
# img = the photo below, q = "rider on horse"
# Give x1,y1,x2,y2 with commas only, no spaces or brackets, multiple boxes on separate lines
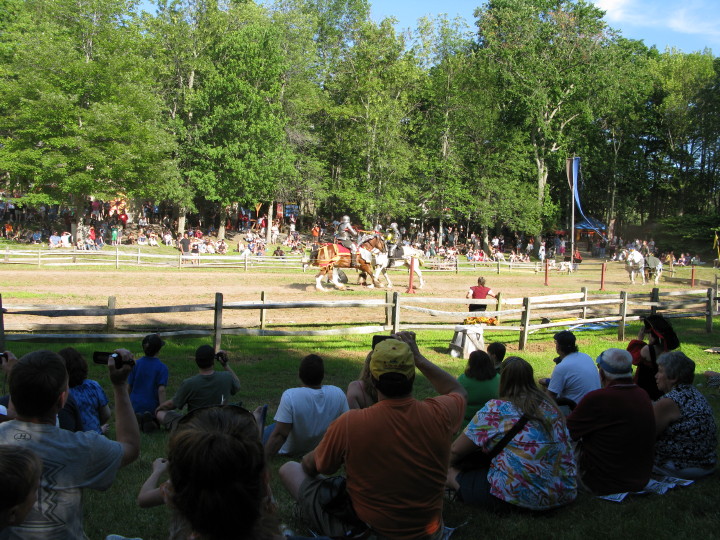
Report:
384,222,402,260
337,215,359,267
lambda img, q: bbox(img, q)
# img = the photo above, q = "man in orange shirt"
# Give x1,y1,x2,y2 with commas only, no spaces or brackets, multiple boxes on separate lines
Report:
279,332,466,539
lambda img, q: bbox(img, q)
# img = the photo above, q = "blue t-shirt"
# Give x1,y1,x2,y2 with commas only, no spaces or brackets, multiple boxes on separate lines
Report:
128,356,169,414
69,379,109,433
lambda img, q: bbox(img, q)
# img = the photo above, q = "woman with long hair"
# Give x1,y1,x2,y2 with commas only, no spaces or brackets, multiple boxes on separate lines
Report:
447,357,576,511
346,352,378,410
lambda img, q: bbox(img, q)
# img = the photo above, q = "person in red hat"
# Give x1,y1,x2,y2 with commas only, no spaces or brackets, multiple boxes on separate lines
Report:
627,315,680,400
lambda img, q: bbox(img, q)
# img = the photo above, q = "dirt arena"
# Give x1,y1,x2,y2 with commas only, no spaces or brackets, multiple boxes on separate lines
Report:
1,262,704,332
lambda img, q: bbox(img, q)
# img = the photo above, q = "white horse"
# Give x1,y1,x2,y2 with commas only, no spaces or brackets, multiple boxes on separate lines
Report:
626,249,645,284
371,246,426,289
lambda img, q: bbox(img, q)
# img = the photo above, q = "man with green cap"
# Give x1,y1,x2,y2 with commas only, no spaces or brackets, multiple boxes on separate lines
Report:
279,331,467,540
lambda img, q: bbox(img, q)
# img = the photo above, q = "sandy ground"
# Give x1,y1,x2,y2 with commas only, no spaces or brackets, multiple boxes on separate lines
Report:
1,261,695,333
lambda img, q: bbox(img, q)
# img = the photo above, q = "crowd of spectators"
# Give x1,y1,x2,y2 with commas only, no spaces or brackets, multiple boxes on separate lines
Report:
0,312,716,539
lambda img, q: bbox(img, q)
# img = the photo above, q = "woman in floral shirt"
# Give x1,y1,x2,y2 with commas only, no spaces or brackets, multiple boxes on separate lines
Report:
654,351,717,479
447,357,577,510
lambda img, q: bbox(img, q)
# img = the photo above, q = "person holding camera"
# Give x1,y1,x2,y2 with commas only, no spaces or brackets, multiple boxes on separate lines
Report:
0,348,140,539
155,345,241,431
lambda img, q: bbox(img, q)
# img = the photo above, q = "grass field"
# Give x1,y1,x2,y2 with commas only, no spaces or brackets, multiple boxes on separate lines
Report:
1,261,720,539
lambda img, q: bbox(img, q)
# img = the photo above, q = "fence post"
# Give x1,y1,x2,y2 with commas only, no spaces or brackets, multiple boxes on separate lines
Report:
137,246,141,265
600,262,606,291
116,247,120,269
715,274,719,314
391,292,401,333
496,259,501,274
706,288,713,334
519,297,531,350
618,291,628,342
455,257,459,274
0,294,5,352
260,291,266,330
4,247,8,263
214,292,224,350
650,288,659,316
495,291,503,324
691,266,696,287
581,287,588,320
385,291,393,329
107,296,116,332
37,249,41,267
244,253,249,272
544,259,549,286
406,258,417,294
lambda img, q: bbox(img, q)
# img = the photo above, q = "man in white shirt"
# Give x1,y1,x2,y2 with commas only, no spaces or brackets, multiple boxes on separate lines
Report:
546,330,601,409
264,354,348,458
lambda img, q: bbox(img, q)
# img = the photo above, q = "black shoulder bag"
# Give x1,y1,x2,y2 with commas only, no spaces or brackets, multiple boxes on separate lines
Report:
455,414,529,471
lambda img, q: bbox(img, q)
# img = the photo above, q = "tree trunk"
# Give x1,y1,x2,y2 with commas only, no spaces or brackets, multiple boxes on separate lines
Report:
177,206,187,236
217,205,228,240
266,201,273,244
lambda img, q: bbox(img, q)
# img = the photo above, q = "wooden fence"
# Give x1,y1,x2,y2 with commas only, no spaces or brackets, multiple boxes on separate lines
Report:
1,286,714,351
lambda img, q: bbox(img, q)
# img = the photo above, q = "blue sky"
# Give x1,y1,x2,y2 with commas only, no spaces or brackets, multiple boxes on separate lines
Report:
371,0,719,54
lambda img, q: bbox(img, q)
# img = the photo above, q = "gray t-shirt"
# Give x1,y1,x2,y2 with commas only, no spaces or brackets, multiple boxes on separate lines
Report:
0,420,123,540
173,371,240,412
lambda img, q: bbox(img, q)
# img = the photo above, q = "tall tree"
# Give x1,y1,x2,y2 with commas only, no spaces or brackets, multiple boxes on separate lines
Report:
476,0,617,223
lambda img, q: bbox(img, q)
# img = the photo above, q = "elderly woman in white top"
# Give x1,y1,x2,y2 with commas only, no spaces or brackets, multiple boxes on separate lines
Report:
653,351,717,479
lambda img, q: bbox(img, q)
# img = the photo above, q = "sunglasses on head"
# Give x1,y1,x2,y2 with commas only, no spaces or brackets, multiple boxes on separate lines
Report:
177,403,255,427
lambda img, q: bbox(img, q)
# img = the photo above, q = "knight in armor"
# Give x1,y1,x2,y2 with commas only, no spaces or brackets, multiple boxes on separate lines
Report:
337,215,359,267
384,222,402,259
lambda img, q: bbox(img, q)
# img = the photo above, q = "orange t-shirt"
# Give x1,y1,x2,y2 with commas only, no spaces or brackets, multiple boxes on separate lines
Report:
314,393,464,540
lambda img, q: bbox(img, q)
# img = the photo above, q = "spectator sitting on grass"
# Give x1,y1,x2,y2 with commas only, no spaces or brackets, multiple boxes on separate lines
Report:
264,354,348,459
0,349,140,539
155,345,241,431
487,342,506,372
59,347,111,434
346,352,378,410
542,330,600,412
653,351,717,479
566,348,655,495
0,445,42,533
129,405,316,540
129,334,169,433
457,350,499,427
279,333,466,539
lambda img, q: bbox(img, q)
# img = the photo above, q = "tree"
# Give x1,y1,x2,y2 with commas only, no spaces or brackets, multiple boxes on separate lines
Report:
0,0,178,219
317,19,420,226
476,0,618,223
185,3,295,239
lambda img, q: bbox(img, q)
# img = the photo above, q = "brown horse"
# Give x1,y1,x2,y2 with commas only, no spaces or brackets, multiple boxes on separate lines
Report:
307,235,385,291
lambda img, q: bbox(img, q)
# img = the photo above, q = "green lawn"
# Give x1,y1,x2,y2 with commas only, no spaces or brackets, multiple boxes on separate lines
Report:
4,318,720,539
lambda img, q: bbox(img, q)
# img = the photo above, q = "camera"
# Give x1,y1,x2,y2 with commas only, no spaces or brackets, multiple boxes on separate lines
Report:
215,351,227,365
372,335,393,350
93,351,135,369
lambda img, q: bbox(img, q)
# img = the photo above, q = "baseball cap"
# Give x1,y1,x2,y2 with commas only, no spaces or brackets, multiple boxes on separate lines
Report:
553,330,576,349
370,339,415,379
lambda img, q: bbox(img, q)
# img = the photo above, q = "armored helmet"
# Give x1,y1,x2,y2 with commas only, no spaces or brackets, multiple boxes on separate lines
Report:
342,215,350,223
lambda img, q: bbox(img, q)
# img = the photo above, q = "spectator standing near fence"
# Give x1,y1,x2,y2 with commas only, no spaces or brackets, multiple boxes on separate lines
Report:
466,277,497,312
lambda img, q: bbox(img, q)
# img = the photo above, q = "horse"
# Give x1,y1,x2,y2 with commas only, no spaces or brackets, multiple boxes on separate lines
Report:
305,234,385,291
369,245,426,289
626,249,645,284
644,256,663,285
